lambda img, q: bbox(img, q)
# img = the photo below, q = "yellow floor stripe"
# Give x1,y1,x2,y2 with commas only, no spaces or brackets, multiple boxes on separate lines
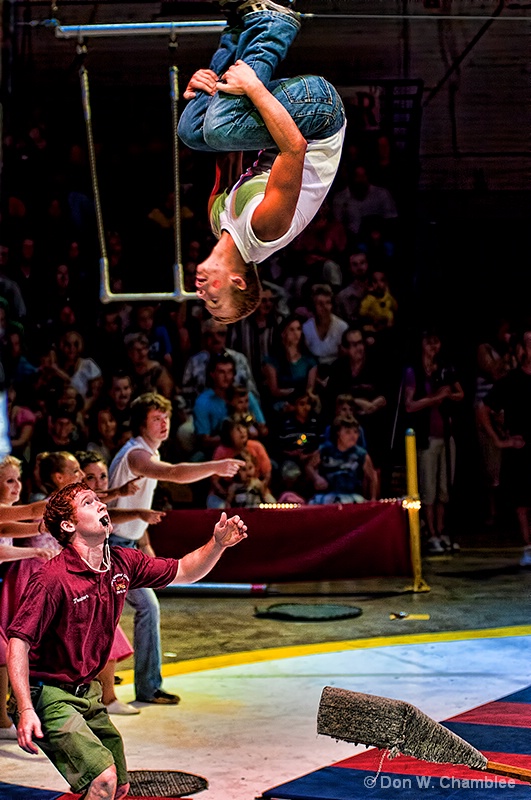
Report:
116,624,531,686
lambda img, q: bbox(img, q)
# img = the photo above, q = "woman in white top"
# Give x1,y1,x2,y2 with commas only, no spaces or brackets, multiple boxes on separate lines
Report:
302,283,348,370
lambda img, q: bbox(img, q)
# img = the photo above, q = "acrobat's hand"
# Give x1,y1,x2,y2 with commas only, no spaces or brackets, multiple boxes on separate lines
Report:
213,511,248,548
213,458,243,479
183,69,219,99
216,60,261,96
17,708,43,755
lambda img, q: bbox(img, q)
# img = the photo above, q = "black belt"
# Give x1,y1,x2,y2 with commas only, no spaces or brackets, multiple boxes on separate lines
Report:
32,679,91,697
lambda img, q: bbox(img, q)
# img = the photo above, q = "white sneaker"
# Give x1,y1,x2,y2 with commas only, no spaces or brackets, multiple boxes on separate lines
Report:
427,535,445,554
440,534,460,552
0,723,17,739
105,700,140,715
520,547,531,567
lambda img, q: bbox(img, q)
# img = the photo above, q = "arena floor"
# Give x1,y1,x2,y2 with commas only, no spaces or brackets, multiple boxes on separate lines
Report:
2,547,531,799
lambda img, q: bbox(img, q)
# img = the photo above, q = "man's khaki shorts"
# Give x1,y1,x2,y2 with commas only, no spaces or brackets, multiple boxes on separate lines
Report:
25,680,128,793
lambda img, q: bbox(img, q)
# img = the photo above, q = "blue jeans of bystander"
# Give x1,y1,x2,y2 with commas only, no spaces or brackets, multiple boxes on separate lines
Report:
108,534,163,702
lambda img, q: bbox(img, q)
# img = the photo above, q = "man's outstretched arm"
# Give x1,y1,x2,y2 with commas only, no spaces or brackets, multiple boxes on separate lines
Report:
217,60,307,241
127,448,241,484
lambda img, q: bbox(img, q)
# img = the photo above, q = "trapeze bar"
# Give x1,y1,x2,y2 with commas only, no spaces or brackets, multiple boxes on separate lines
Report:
52,13,528,37
55,20,228,38
99,258,197,304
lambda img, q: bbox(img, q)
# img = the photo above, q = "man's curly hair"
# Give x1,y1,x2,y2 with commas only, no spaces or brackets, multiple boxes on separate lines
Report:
43,482,90,547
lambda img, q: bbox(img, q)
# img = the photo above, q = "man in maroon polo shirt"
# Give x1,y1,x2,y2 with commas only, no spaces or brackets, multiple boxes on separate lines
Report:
6,482,247,800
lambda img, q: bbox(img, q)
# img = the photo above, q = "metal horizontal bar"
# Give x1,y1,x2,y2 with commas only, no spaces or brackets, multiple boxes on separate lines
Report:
54,20,228,38
100,290,198,302
99,258,197,304
50,13,530,38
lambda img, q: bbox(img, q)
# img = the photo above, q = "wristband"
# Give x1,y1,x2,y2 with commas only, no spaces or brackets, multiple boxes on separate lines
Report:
19,707,34,713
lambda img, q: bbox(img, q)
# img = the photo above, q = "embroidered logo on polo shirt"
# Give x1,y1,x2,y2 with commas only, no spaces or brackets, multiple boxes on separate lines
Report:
111,573,130,594
73,594,89,604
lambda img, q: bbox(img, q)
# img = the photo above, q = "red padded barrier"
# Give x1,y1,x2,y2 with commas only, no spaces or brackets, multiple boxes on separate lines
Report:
149,501,411,582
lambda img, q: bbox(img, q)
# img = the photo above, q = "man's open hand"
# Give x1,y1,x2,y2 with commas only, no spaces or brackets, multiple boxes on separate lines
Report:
214,512,248,548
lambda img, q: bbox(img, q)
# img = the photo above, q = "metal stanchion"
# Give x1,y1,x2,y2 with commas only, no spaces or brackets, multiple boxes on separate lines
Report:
403,428,430,592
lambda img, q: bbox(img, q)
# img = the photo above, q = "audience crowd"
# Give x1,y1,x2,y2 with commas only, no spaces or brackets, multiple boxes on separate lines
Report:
0,112,528,564
0,88,530,747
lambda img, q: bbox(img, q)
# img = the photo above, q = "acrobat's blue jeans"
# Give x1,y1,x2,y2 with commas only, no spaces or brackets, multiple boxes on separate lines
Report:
178,10,345,152
109,534,162,701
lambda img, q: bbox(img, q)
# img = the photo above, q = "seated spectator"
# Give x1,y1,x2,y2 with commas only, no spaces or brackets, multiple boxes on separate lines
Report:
306,415,378,505
325,327,389,476
4,324,37,384
226,454,273,509
40,262,81,333
227,284,285,392
323,392,368,451
56,384,88,440
182,318,259,410
161,301,193,383
208,418,273,508
127,303,173,370
262,315,319,415
228,385,268,441
31,344,65,400
302,284,348,377
124,332,174,399
331,163,398,242
30,405,87,461
290,201,347,291
359,268,398,335
7,382,36,465
90,304,128,376
275,387,323,480
335,249,370,325
193,352,266,458
357,214,395,270
87,405,120,464
104,370,134,446
57,330,102,401
11,235,43,323
276,459,308,505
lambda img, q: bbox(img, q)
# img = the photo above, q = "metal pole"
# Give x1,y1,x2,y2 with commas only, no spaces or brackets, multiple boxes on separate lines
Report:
403,428,430,593
55,20,229,38
48,13,529,39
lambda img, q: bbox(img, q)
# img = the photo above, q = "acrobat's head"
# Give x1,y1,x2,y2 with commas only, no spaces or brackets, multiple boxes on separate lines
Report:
195,253,261,323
